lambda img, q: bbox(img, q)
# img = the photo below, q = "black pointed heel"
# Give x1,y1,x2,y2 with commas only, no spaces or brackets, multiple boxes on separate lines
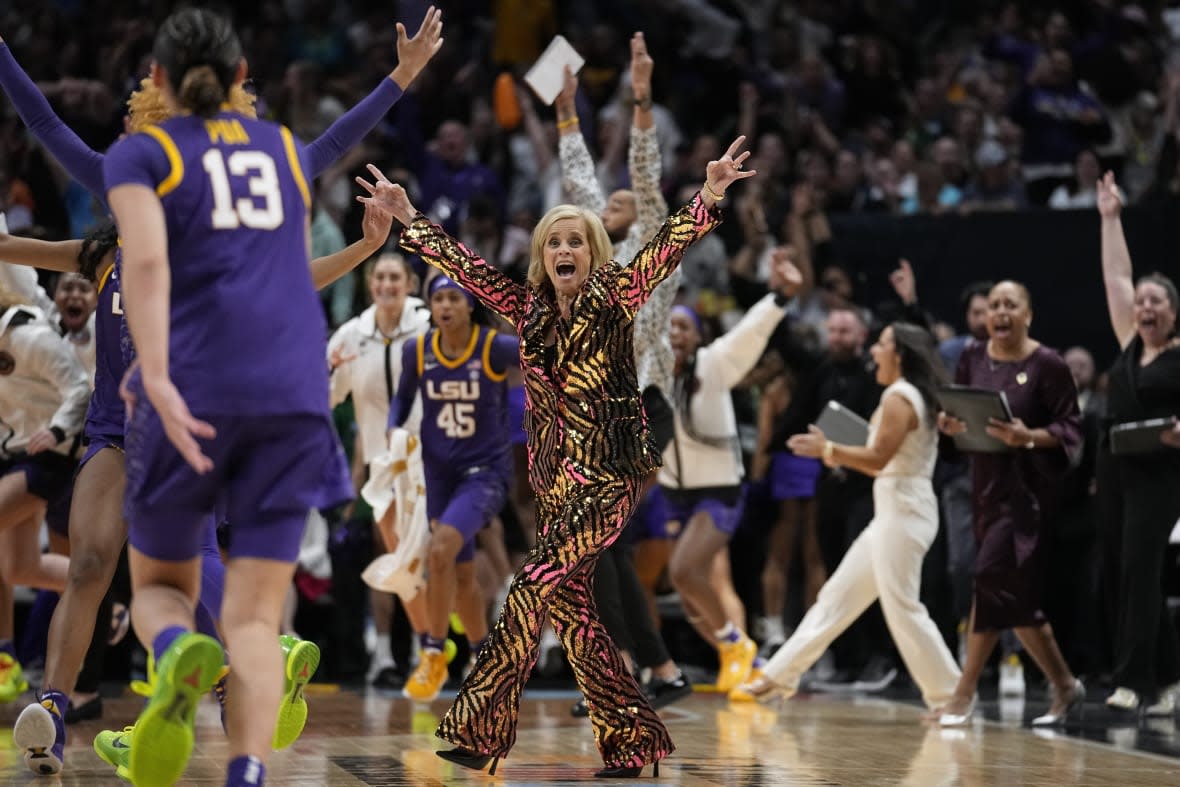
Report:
593,760,660,778
436,746,501,775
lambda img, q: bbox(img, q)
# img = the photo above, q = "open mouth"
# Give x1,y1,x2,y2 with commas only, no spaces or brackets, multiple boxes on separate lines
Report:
992,322,1011,337
555,261,577,279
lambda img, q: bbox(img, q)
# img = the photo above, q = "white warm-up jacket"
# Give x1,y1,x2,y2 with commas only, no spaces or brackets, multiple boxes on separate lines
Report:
0,306,90,457
659,293,788,489
328,299,431,464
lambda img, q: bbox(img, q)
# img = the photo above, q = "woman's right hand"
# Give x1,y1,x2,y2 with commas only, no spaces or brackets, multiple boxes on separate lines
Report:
937,411,967,436
1096,171,1123,220
768,246,803,297
356,164,417,227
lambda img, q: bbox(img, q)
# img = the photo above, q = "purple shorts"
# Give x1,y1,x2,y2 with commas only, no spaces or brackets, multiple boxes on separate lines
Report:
769,451,822,500
507,386,527,446
426,469,508,563
79,432,124,471
630,485,675,540
125,406,352,563
0,451,77,504
662,485,745,538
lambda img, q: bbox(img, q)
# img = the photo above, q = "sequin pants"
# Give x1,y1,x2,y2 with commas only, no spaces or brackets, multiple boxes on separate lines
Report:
436,472,674,768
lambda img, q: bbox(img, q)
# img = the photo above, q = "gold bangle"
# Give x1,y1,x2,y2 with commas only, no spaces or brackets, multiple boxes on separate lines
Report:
822,440,835,465
556,117,579,130
703,181,725,202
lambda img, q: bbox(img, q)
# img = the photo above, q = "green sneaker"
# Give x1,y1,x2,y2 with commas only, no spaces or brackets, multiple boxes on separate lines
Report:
273,635,319,750
0,652,28,702
127,632,223,787
93,725,133,782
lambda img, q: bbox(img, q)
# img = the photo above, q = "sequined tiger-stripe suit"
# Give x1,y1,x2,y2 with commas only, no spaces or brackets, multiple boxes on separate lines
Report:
400,194,721,767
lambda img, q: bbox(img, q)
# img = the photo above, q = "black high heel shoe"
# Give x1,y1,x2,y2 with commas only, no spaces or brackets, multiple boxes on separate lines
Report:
594,760,660,778
436,746,501,775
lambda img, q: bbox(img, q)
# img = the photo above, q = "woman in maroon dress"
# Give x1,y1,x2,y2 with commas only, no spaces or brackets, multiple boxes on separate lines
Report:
936,280,1085,727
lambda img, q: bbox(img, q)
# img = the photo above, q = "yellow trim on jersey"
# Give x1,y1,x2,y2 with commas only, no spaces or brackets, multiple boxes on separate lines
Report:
482,329,507,382
433,326,479,369
96,262,116,294
279,126,311,210
140,126,183,197
417,333,426,378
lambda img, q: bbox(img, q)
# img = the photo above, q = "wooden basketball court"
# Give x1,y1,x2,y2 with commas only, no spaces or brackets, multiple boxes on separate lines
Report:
3,686,1180,785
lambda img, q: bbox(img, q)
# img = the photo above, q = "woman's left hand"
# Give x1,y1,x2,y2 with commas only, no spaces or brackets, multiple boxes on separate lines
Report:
359,196,394,247
985,416,1033,448
704,135,757,204
25,428,59,455
1161,417,1180,448
768,246,804,297
787,424,827,458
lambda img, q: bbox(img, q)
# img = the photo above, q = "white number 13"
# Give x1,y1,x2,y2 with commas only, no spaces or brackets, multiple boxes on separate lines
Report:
202,149,284,230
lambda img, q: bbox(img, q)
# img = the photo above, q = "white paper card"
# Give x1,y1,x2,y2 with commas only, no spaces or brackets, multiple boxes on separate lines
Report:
524,35,585,105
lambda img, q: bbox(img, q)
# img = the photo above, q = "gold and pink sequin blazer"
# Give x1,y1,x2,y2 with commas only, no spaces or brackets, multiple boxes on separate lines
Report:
399,193,721,490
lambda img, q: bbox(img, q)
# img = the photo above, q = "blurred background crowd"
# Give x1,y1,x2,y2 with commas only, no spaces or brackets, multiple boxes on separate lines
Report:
2,0,1179,703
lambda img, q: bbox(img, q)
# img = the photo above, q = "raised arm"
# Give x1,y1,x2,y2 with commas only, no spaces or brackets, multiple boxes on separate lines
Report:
0,40,105,198
616,135,753,314
696,249,800,390
0,233,84,274
627,32,667,246
310,198,391,289
1096,171,1137,347
304,6,443,177
556,68,605,214
357,165,525,324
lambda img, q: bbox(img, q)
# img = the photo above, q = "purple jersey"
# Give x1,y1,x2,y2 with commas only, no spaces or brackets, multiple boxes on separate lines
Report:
394,326,518,480
103,113,328,415
83,251,127,440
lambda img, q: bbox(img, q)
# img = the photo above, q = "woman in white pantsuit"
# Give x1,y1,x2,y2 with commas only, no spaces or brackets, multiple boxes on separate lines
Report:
731,323,961,713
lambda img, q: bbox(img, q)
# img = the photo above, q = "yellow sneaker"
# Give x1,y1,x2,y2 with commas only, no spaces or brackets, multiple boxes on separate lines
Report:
402,651,448,703
273,635,319,750
127,632,223,787
716,635,757,693
93,725,134,781
0,652,29,702
728,664,764,702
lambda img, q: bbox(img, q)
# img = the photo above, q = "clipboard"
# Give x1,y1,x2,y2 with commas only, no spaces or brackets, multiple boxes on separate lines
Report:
815,401,870,446
937,385,1014,453
1110,418,1177,455
524,35,585,105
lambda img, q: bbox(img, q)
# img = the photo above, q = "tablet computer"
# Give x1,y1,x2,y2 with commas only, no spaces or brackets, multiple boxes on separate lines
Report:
1109,418,1177,455
937,385,1014,453
815,400,870,446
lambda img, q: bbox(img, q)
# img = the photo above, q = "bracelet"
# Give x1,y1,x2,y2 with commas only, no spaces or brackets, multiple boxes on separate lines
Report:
703,181,725,202
633,96,653,110
822,440,835,465
556,117,579,130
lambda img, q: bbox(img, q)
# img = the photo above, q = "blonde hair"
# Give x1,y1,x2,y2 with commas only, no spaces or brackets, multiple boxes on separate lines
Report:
527,204,613,288
126,77,257,133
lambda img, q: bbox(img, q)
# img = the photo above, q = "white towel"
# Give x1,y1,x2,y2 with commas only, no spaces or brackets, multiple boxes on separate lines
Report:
360,428,429,599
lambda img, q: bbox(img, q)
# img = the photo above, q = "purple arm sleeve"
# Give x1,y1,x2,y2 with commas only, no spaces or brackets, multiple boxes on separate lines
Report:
390,337,421,430
0,44,106,200
490,334,520,376
304,78,404,178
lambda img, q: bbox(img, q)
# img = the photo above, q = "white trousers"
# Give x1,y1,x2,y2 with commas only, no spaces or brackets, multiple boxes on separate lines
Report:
761,476,961,708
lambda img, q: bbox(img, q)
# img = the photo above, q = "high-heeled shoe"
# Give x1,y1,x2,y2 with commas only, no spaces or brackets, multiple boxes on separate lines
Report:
594,760,660,778
938,695,977,727
1032,679,1086,726
436,746,501,775
728,675,795,704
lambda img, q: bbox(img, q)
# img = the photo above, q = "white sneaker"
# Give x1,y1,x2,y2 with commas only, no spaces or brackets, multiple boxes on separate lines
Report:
999,654,1025,697
1106,686,1140,711
1145,692,1175,717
